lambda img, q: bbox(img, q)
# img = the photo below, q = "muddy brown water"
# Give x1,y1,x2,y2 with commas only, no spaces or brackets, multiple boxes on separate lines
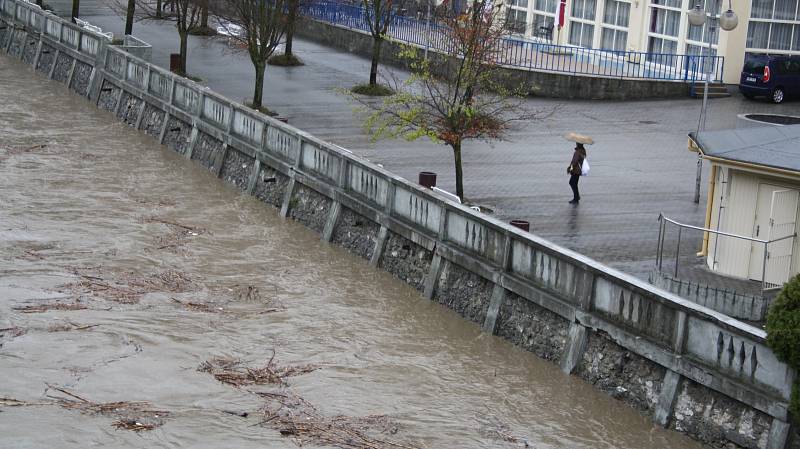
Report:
0,56,703,449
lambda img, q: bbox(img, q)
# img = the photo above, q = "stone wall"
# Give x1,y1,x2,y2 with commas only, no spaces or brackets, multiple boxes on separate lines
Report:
162,116,191,155
35,43,55,75
69,61,92,96
220,147,255,191
1,3,795,448
190,132,224,170
379,233,433,292
331,206,380,260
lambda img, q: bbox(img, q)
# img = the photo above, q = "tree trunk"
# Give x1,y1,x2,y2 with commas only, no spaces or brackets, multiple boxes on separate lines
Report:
252,62,266,109
71,0,79,22
200,0,208,29
369,37,383,86
124,0,135,35
452,141,464,201
156,0,162,19
284,0,297,56
179,31,188,75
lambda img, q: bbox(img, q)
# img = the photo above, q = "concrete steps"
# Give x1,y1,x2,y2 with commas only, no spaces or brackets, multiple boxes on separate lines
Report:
690,83,731,99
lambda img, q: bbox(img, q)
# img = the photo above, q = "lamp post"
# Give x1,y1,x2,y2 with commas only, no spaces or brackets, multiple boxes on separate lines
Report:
688,0,737,203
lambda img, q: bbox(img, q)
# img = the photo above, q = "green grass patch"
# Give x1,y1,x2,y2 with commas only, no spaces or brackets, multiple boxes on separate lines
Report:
268,54,304,67
350,83,394,97
244,102,278,117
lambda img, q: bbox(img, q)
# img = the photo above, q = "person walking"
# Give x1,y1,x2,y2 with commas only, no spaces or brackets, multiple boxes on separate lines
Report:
567,142,587,204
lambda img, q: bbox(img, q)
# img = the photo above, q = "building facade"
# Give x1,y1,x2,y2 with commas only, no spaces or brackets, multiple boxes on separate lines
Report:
504,0,800,83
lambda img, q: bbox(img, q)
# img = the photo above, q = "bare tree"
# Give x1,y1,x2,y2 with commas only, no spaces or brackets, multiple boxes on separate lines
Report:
268,0,304,66
284,0,299,57
173,0,202,75
352,0,551,201
362,0,396,89
215,0,288,110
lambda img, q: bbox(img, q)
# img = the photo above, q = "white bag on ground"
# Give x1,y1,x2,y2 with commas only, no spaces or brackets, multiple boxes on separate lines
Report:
581,158,590,176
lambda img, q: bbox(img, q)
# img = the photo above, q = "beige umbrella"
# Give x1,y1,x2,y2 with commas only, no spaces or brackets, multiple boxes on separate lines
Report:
564,132,594,145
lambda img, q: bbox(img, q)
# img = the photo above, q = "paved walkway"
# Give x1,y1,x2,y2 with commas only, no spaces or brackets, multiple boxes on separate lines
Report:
42,0,800,279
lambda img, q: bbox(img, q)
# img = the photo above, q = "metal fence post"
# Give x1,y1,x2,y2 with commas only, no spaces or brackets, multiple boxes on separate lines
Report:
675,227,682,278
762,241,768,292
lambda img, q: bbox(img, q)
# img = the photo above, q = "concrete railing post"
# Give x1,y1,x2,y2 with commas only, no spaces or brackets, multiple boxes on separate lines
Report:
560,322,588,374
482,234,512,334
245,159,261,195
654,369,683,427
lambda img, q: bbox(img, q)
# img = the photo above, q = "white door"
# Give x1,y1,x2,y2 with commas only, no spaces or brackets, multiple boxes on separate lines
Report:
749,184,781,280
764,189,799,288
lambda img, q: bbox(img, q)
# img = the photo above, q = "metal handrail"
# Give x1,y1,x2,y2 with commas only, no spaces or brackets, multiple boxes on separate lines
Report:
656,213,797,293
659,214,769,244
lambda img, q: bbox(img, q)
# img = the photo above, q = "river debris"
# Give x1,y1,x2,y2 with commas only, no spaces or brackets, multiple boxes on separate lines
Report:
12,301,88,313
46,321,102,332
171,298,224,313
0,326,27,338
18,247,93,261
0,326,27,347
259,391,415,449
44,384,168,432
141,216,208,253
0,144,48,162
199,352,319,387
57,267,196,304
476,410,531,447
130,196,177,208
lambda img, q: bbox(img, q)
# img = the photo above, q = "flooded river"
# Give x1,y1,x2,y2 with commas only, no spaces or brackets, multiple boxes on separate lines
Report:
0,56,702,449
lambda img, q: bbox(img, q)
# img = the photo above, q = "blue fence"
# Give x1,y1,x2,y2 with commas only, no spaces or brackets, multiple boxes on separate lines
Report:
302,1,724,83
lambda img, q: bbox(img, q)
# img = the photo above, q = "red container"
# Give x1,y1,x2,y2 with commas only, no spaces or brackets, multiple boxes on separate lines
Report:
510,220,530,232
169,53,180,73
418,171,437,188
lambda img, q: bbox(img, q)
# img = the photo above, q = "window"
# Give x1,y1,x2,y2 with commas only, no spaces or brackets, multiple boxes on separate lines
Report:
746,22,770,48
535,0,557,13
569,21,595,47
686,43,718,73
506,8,528,33
647,36,677,67
771,23,794,50
687,17,719,45
532,13,554,29
601,0,630,51
651,0,681,8
603,0,630,27
649,36,677,54
650,8,680,37
571,0,596,20
746,22,800,51
601,27,628,50
775,0,798,20
747,0,800,52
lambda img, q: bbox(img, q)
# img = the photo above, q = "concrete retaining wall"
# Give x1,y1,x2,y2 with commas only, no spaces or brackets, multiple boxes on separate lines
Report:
295,17,692,101
0,1,794,447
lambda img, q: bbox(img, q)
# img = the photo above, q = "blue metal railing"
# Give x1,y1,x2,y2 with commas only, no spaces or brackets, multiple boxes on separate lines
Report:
302,1,724,83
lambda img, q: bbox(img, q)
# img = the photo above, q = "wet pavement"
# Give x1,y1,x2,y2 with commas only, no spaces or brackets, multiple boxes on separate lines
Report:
0,55,708,449
29,0,800,280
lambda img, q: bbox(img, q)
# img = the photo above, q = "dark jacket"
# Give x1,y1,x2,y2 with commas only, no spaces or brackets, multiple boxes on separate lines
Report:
568,147,586,176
